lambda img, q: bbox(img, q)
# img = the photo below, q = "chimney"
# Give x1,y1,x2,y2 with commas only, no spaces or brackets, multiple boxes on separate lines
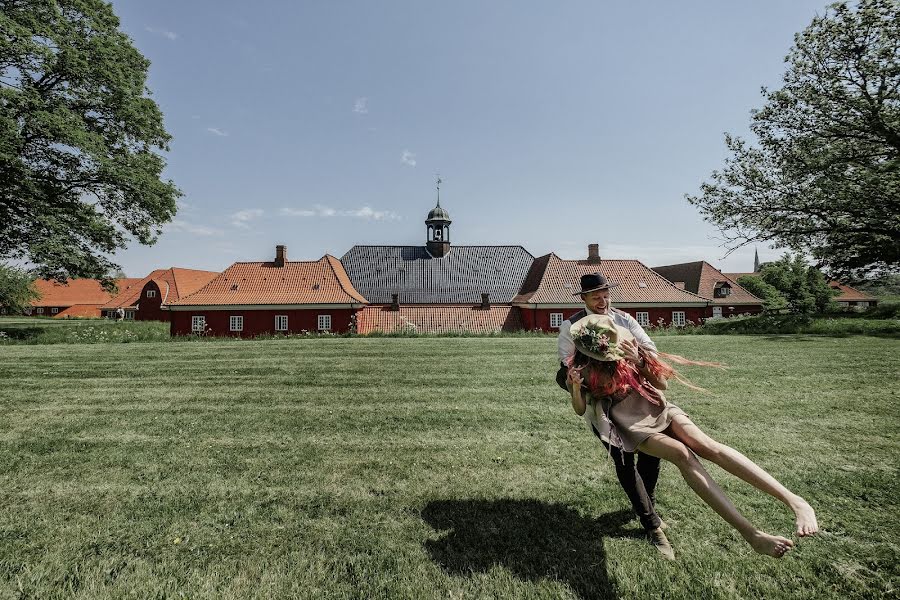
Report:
588,244,601,264
480,293,490,310
390,293,399,311
275,244,287,267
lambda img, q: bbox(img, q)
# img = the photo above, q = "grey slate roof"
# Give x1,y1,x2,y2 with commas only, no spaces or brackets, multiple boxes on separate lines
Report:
341,245,534,304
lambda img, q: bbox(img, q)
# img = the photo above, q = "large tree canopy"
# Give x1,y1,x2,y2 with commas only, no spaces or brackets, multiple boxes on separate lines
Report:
688,0,900,279
0,0,179,284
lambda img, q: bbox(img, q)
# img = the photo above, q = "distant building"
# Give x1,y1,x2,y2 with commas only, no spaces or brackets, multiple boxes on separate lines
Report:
101,268,219,321
515,246,711,329
167,248,367,337
653,261,763,319
342,196,532,334
722,271,878,311
27,278,140,318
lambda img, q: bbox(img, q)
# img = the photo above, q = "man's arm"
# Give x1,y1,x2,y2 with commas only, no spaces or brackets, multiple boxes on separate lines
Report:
613,309,657,352
557,319,575,362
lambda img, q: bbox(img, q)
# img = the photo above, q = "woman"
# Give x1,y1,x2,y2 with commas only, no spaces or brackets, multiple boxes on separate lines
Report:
566,314,817,558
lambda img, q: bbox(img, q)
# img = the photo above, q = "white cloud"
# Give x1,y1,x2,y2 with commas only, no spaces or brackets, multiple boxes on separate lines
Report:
230,209,264,228
401,150,416,167
145,26,177,41
206,127,228,137
353,97,368,114
164,219,223,236
280,205,400,221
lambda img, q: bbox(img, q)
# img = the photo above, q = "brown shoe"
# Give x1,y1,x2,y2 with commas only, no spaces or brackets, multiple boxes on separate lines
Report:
649,527,675,560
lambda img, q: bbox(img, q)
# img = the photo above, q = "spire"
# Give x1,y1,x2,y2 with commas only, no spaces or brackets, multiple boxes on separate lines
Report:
753,248,760,272
436,174,442,207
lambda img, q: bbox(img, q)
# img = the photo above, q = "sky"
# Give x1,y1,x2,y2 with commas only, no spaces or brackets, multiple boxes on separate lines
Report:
109,0,832,277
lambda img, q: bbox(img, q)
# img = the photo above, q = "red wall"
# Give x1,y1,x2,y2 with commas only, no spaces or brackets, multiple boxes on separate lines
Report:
170,308,358,337
524,307,709,332
136,281,168,322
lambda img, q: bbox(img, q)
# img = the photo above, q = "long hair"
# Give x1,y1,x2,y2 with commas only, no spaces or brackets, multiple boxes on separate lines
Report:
566,348,722,404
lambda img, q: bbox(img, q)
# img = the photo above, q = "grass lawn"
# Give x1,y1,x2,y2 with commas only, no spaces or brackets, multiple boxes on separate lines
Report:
0,331,897,598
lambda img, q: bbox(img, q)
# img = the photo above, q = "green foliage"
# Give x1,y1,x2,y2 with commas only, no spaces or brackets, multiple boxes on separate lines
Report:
736,275,788,312
0,336,897,598
757,254,838,314
687,0,900,278
0,263,37,313
0,0,180,286
680,313,900,336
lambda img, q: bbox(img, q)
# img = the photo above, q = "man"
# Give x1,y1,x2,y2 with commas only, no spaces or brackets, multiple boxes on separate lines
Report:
115,307,125,322
556,272,674,560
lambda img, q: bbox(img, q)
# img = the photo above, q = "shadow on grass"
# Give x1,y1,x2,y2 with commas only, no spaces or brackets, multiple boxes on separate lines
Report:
421,499,637,600
0,326,46,340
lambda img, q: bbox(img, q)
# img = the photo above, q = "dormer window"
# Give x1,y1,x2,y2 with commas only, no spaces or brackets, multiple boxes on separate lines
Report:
714,282,732,298
146,289,156,298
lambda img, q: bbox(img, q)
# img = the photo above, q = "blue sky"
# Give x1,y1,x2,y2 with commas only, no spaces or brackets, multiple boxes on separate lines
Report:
111,0,831,277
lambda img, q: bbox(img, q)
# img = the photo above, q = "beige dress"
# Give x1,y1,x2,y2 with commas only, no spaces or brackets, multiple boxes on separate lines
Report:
584,385,686,453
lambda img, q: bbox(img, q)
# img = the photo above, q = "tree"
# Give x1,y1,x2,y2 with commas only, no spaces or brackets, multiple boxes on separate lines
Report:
735,275,788,312
0,0,180,287
0,263,38,313
756,254,838,314
687,0,900,279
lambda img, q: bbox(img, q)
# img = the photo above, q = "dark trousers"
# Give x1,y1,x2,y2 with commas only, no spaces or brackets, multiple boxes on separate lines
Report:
592,424,662,531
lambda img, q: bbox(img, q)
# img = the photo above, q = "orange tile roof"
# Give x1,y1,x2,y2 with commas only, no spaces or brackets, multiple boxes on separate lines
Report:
169,256,367,306
54,304,103,318
31,278,136,307
102,268,220,308
513,254,709,305
654,261,762,306
357,305,523,334
827,281,878,302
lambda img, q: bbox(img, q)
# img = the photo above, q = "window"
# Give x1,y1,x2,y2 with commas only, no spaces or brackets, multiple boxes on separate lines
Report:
672,311,686,327
636,312,649,327
36,307,44,314
51,307,59,314
125,310,135,320
230,315,244,332
715,284,732,298
191,315,206,333
712,306,722,318
275,315,288,331
146,289,156,298
317,314,331,331
549,313,563,328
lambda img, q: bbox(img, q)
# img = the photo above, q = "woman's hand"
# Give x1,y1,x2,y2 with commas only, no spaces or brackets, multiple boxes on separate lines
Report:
620,338,642,365
567,366,585,388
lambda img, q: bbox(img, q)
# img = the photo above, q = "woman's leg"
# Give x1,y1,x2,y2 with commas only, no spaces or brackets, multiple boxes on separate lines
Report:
666,414,818,537
638,432,794,557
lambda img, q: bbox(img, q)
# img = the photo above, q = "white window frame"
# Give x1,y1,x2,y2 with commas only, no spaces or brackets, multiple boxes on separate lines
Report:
146,289,156,298
635,312,649,327
192,315,206,333
672,311,686,327
36,307,44,314
712,306,723,319
549,312,563,328
125,310,135,320
51,307,59,314
317,314,332,331
230,315,244,332
275,315,288,331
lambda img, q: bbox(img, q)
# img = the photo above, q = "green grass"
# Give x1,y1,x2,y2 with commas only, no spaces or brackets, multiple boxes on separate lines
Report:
1,334,897,599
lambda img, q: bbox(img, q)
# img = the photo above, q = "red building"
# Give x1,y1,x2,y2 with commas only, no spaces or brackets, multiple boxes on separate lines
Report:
167,246,368,337
653,261,763,319
514,246,710,330
27,278,141,318
101,268,219,321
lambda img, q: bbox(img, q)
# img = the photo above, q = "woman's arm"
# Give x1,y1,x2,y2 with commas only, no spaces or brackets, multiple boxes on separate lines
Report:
567,368,587,416
620,339,668,390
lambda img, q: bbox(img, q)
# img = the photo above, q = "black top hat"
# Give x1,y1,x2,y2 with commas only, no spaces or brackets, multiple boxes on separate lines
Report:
573,272,618,295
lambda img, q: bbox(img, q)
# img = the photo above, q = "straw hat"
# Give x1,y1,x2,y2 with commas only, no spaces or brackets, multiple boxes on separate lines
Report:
570,314,635,361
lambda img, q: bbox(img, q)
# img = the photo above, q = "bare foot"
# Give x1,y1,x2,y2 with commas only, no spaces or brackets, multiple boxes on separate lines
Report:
791,498,818,537
745,531,794,558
